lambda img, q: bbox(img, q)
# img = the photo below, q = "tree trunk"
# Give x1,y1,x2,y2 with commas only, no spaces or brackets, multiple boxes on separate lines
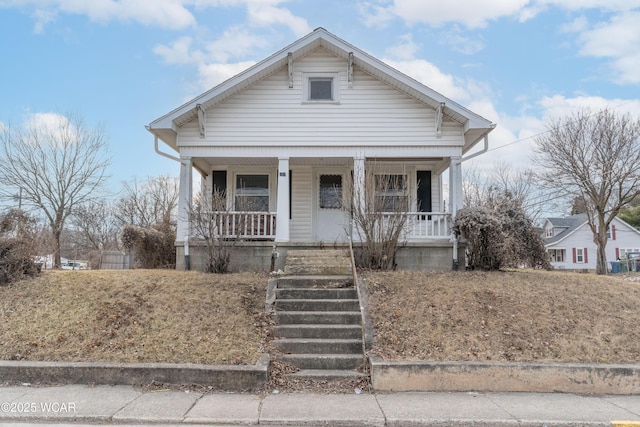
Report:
594,231,608,275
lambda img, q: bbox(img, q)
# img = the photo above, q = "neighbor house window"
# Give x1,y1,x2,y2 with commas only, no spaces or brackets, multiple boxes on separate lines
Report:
235,174,269,212
375,174,408,212
545,227,554,238
548,249,565,262
304,73,339,102
576,248,584,263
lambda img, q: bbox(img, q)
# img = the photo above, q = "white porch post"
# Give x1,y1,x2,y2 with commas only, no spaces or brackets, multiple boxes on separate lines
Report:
353,155,365,241
448,156,462,217
275,157,290,242
449,156,462,269
177,157,193,246
353,154,365,212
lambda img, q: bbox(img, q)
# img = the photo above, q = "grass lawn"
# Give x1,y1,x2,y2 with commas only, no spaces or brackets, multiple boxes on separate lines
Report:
0,270,267,365
365,269,640,364
2,268,640,366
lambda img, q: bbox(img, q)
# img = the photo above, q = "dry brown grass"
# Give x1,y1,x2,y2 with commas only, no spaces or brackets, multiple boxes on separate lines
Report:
3,268,640,367
0,270,267,365
365,269,640,364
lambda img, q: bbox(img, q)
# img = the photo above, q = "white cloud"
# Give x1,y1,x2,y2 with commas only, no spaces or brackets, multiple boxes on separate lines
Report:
385,33,419,60
383,58,472,102
197,61,257,89
574,11,640,84
370,0,530,29
245,3,311,36
204,27,271,63
153,36,201,65
12,0,197,31
438,28,485,55
537,95,640,119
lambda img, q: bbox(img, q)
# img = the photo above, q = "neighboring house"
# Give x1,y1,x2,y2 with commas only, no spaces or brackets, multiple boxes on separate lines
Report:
146,28,495,271
543,214,640,271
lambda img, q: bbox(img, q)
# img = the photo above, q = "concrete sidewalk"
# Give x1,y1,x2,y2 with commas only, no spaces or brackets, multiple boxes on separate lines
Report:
1,384,640,426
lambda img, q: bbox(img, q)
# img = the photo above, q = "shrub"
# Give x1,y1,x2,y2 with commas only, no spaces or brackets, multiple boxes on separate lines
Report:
121,223,176,269
0,210,40,285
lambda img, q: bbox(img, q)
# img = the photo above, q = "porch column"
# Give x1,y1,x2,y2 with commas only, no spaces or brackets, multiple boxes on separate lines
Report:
275,157,290,242
448,156,462,217
353,155,365,238
176,157,193,245
449,156,462,270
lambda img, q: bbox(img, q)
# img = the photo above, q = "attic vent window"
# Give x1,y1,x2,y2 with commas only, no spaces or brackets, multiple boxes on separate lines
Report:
309,78,333,100
303,73,339,103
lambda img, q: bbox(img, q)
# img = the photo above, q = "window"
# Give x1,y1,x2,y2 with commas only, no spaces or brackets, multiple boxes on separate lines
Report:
548,249,565,262
319,175,342,209
545,227,554,238
309,78,333,101
235,174,269,212
304,73,338,102
576,248,584,263
375,174,408,212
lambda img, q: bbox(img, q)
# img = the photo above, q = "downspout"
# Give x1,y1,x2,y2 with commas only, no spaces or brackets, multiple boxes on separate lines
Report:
150,132,191,270
451,127,494,270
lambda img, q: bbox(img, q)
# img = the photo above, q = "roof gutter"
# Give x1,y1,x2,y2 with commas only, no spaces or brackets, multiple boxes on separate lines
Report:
147,128,207,176
460,123,496,163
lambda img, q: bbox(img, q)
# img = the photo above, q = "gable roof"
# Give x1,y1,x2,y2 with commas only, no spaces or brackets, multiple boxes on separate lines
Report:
544,214,588,245
147,27,495,152
544,214,640,246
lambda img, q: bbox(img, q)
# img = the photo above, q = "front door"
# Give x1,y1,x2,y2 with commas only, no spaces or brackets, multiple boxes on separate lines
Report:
315,172,348,242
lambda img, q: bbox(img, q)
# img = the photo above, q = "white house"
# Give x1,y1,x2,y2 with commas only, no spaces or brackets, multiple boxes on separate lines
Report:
146,28,495,271
543,214,640,271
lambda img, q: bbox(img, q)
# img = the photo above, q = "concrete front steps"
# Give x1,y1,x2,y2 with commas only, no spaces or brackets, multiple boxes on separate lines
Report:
283,249,351,276
272,275,366,382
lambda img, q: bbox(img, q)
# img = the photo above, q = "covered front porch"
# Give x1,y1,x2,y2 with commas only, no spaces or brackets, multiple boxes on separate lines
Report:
175,152,465,270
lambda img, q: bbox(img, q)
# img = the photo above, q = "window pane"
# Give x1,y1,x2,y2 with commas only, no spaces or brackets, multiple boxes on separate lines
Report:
374,174,407,212
236,174,269,211
309,79,332,100
319,175,342,209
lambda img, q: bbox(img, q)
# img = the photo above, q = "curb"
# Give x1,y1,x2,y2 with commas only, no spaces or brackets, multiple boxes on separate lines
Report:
0,354,269,391
370,357,640,394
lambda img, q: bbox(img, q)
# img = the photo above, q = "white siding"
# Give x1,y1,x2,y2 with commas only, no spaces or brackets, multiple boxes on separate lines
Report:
290,166,313,241
178,47,463,149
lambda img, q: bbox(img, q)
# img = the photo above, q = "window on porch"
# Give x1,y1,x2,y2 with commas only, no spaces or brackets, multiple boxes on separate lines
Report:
235,174,269,212
374,174,408,212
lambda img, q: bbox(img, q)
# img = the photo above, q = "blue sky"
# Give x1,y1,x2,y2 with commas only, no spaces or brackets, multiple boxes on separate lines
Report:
1,0,639,198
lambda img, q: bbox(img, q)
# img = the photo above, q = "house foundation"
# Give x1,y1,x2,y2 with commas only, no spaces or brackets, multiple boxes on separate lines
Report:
175,241,464,273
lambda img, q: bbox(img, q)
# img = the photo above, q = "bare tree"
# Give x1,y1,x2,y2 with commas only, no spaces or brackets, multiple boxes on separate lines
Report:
534,108,640,275
189,188,263,273
115,175,178,228
71,201,120,252
0,113,111,268
344,165,411,270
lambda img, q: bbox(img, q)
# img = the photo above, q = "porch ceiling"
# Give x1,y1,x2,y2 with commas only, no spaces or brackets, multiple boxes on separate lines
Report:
194,156,448,170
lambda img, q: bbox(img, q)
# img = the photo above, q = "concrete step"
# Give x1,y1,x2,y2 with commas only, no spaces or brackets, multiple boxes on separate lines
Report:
279,354,364,370
286,249,349,258
273,324,362,339
276,288,357,299
284,250,352,276
276,276,353,289
273,338,362,354
275,299,360,312
276,311,362,325
284,369,367,382
284,264,351,276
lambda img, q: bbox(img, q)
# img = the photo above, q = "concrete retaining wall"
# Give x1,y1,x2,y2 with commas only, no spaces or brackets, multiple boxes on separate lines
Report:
0,355,269,391
370,357,640,394
176,241,459,272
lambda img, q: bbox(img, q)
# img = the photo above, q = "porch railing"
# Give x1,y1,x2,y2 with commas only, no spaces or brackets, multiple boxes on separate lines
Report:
379,212,451,239
211,211,276,239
